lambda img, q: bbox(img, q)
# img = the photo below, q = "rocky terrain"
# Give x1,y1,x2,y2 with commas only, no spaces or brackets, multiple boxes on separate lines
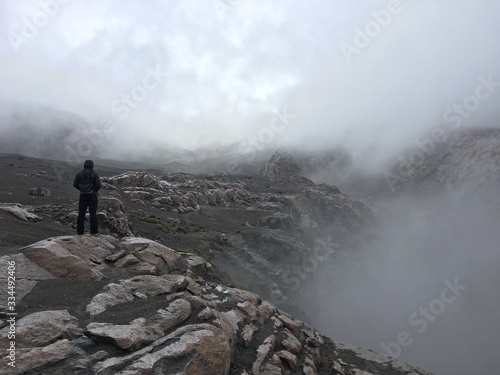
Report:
1,127,499,374
0,234,432,375
0,151,436,374
0,151,375,315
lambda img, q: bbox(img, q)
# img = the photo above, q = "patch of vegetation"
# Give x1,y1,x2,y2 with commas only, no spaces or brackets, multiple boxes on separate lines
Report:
130,210,171,233
176,222,204,234
202,235,225,251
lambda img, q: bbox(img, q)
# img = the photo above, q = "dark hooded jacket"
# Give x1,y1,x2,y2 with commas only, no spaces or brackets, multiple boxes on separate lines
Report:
73,160,101,194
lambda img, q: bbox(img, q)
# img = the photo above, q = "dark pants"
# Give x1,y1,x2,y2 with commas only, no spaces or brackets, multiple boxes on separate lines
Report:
77,194,98,235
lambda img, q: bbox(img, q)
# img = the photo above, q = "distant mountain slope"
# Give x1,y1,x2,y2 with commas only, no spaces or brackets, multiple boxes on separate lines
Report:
388,128,500,193
0,102,90,160
0,102,196,167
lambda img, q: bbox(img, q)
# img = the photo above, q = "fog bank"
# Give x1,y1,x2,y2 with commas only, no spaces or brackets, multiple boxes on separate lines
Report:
301,188,500,374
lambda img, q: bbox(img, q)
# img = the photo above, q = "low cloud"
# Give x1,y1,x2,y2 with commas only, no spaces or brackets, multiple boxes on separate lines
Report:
0,0,499,166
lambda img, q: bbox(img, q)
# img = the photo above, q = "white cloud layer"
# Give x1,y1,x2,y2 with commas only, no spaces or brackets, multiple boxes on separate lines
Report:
1,0,499,166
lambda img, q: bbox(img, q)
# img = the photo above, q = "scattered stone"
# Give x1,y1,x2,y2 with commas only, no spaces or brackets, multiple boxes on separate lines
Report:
29,186,51,197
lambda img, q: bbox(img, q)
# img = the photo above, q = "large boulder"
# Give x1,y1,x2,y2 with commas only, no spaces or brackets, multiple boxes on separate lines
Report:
24,240,105,281
0,254,55,302
23,235,115,281
0,203,42,222
97,197,133,237
86,320,164,351
3,339,78,375
115,237,189,274
0,310,78,349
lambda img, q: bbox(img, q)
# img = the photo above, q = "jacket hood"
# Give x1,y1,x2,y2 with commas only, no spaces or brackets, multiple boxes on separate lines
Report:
84,160,94,170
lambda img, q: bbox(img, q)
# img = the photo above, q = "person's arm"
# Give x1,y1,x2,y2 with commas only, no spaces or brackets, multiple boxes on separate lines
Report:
94,173,101,192
73,173,80,190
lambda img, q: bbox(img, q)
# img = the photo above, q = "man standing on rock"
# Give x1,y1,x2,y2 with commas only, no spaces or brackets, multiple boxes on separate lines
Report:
73,160,101,235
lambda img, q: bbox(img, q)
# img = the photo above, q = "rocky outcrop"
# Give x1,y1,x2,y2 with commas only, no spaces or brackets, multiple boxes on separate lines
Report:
102,171,165,190
216,154,375,310
92,323,232,375
0,203,42,222
286,183,373,235
0,310,78,348
23,235,114,281
104,171,260,214
258,152,373,236
262,151,304,180
86,274,189,315
0,253,55,302
2,155,375,326
97,197,133,236
0,235,433,375
388,128,500,193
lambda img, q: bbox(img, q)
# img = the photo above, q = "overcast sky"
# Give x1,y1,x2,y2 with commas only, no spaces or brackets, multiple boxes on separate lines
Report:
1,0,500,166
